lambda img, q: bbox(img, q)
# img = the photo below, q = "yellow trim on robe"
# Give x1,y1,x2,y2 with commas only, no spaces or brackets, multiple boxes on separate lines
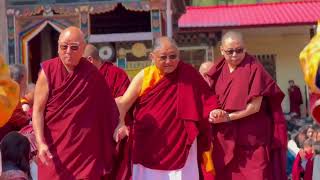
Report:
300,20,320,94
0,55,20,127
139,65,164,96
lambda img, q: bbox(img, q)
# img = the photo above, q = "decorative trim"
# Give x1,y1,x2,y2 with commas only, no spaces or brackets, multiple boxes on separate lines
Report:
89,32,153,43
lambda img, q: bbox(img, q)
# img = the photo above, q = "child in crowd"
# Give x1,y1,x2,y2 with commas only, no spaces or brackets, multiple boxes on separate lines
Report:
292,138,314,180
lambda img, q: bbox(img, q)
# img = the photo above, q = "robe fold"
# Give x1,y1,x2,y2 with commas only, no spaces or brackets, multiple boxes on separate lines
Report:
207,54,287,180
132,61,218,172
99,62,132,180
39,57,119,180
288,85,303,117
99,62,131,98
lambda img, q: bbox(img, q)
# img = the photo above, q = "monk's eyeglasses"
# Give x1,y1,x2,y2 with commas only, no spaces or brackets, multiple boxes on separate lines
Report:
59,43,80,51
159,54,178,61
223,48,244,56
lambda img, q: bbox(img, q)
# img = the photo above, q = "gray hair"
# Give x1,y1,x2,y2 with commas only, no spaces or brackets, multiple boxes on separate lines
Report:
152,36,178,52
221,31,244,46
10,64,26,83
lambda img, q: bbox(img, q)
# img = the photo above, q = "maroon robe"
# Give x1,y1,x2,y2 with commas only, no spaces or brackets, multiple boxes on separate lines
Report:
99,62,130,98
292,152,313,180
0,103,30,140
207,54,287,180
39,57,119,180
99,62,132,180
132,61,218,172
288,85,303,117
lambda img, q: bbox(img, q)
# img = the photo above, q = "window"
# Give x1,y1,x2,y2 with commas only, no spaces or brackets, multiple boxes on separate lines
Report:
254,54,277,81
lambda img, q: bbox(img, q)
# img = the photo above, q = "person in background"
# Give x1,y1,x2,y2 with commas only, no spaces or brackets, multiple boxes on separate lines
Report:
0,64,30,140
288,80,303,118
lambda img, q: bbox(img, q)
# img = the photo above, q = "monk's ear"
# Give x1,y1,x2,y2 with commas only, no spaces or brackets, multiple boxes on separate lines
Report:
149,52,156,63
87,56,94,63
220,46,224,55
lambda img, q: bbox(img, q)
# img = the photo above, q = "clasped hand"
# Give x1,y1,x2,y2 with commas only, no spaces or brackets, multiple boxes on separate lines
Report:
209,109,229,124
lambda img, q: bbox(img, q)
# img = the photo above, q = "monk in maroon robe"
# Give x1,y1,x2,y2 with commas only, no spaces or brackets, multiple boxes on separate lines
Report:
116,37,219,180
288,80,303,118
207,31,287,180
32,27,119,180
83,44,132,180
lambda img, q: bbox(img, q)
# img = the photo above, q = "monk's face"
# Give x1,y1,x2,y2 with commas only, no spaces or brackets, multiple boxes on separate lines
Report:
220,37,246,67
151,45,179,74
58,29,85,70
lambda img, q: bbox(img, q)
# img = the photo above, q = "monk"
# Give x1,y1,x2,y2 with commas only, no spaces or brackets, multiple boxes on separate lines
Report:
116,37,220,180
83,44,131,180
288,80,303,118
207,31,287,180
199,61,214,86
32,26,119,180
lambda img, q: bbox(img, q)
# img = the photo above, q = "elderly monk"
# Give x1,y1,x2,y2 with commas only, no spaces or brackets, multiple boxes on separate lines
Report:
83,44,131,180
32,26,119,180
207,31,287,180
199,61,214,86
116,36,220,180
0,55,20,127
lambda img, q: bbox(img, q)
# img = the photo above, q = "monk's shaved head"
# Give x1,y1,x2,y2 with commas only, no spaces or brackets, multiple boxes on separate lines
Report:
58,26,85,44
83,44,103,69
221,31,244,46
152,36,178,52
83,44,100,61
199,61,213,76
58,26,86,71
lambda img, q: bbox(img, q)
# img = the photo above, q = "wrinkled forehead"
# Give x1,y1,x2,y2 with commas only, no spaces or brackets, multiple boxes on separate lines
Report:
154,46,178,55
222,37,244,48
59,31,84,44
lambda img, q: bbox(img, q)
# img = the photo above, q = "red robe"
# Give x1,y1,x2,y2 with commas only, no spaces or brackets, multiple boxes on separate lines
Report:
292,152,314,180
288,85,303,117
0,103,30,140
132,61,217,172
207,54,287,180
99,62,132,180
39,57,119,180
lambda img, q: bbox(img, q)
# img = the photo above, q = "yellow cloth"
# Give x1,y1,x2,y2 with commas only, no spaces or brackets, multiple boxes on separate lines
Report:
300,20,320,94
202,143,215,175
139,65,163,96
0,55,20,127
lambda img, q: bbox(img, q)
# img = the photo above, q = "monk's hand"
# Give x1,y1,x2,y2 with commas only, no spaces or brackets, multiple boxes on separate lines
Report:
113,123,129,143
37,142,53,166
209,109,228,124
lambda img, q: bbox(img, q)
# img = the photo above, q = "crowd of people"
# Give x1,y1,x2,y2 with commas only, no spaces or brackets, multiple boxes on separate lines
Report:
0,26,316,180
